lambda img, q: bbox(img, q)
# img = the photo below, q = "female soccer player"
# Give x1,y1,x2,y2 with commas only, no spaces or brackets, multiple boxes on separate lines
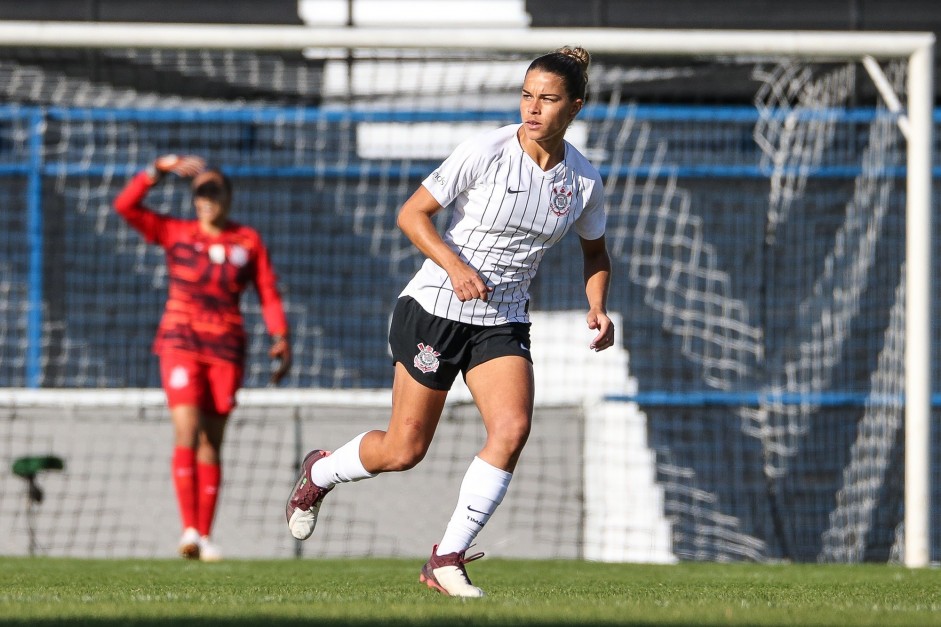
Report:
115,155,291,561
286,46,612,596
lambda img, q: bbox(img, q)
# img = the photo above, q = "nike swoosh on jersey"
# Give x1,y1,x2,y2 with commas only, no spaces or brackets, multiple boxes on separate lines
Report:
507,188,526,194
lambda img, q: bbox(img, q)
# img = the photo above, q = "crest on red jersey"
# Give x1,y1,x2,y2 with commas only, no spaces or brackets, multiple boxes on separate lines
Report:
229,245,248,267
209,243,226,264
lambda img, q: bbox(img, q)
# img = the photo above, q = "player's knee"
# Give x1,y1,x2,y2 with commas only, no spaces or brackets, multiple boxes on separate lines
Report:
383,443,428,471
492,416,531,453
385,451,424,472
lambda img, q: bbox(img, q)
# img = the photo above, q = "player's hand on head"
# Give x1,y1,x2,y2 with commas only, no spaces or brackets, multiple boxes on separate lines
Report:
154,154,206,178
268,335,292,385
587,310,614,352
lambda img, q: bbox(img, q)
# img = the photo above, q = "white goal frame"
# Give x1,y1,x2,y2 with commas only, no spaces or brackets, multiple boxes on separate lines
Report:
0,22,933,567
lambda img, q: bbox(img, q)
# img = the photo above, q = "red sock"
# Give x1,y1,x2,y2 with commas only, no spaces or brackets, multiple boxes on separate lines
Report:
196,462,222,537
172,447,197,531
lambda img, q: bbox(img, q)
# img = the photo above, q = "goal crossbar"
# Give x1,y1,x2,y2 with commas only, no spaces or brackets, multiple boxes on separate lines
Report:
0,22,932,58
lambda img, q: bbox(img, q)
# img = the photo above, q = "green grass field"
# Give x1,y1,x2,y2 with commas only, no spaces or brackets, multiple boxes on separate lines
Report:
1,557,939,626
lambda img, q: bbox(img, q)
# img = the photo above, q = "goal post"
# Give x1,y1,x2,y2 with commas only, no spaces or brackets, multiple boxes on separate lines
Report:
0,22,937,567
902,41,934,570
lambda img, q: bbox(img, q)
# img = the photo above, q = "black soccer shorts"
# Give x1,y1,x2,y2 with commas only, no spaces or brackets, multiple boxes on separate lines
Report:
388,296,532,391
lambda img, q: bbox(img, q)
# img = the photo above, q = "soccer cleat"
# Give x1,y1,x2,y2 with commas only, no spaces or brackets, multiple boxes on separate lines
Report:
419,544,486,598
178,527,200,560
198,536,223,562
285,449,333,540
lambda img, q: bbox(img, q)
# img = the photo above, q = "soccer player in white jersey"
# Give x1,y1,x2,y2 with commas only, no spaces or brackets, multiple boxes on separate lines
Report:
286,46,613,597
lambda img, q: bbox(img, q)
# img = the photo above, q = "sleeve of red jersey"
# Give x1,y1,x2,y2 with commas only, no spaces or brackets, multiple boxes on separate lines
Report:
113,171,171,245
254,239,289,338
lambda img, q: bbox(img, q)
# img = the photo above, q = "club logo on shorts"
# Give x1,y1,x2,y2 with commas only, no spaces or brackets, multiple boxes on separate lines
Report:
550,185,573,216
169,366,189,389
414,343,441,373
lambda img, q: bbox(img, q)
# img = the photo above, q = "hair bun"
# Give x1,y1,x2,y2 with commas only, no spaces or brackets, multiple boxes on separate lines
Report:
557,46,590,70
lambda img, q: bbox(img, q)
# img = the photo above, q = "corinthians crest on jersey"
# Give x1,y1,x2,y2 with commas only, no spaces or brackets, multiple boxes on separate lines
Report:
550,185,573,216
414,343,441,373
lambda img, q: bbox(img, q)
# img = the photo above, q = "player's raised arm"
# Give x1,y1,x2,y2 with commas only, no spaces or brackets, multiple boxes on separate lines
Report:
146,154,206,183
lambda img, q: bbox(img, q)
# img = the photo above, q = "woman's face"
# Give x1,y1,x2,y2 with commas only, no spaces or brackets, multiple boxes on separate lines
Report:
518,69,582,145
192,171,230,229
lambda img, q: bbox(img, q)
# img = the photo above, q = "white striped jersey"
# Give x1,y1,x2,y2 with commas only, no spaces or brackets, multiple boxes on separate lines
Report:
399,123,606,325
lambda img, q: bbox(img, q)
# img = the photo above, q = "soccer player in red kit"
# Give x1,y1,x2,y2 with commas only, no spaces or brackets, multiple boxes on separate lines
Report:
114,154,291,561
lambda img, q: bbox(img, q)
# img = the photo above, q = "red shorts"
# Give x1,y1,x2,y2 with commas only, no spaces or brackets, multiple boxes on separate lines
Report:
159,352,243,417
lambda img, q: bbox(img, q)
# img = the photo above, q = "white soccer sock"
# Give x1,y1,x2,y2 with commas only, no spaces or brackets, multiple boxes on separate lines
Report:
310,432,376,488
435,456,512,556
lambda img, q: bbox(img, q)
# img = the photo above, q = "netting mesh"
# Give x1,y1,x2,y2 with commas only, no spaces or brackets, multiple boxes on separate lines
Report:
0,397,584,559
0,41,934,562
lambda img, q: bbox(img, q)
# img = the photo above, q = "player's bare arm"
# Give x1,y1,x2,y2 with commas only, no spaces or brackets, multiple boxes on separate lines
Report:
580,235,613,351
396,186,492,302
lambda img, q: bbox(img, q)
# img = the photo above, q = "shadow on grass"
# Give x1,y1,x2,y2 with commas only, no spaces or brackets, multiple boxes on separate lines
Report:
0,620,724,627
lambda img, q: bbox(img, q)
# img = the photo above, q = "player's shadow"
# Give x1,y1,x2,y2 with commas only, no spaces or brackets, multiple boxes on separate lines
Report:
0,619,795,626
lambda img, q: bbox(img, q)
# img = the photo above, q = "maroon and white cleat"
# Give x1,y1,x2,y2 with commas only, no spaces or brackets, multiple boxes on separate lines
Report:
285,449,333,540
419,544,486,597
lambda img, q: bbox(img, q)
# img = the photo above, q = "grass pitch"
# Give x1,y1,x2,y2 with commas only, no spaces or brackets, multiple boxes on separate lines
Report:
1,557,939,626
